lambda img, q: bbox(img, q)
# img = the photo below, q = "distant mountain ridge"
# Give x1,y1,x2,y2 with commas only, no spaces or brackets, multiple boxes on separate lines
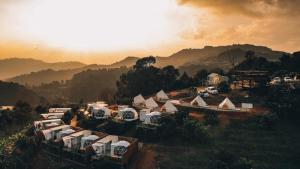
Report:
6,44,287,85
0,58,86,80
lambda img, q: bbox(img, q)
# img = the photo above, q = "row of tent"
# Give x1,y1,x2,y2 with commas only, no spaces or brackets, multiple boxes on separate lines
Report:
133,90,178,114
191,95,237,110
34,120,138,159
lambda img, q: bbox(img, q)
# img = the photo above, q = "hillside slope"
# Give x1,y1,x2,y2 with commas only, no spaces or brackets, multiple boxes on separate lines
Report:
0,81,40,105
7,44,286,85
0,58,86,79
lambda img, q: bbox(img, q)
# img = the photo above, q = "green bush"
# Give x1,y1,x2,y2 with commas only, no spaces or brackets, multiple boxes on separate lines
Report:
218,81,230,93
204,112,219,126
183,119,210,142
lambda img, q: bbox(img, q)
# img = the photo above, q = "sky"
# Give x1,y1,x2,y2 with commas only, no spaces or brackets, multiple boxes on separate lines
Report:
0,0,299,64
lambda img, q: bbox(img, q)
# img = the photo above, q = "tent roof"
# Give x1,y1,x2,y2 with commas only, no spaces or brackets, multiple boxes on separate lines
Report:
156,90,169,99
191,96,207,107
148,111,161,116
145,97,159,108
218,97,236,110
133,94,145,104
162,101,178,113
112,140,130,147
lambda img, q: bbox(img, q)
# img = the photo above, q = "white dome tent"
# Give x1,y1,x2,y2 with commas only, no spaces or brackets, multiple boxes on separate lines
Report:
218,98,236,110
161,101,178,114
191,96,207,107
156,90,169,101
111,140,130,157
144,111,161,125
133,94,146,105
119,108,138,121
145,97,159,109
92,107,111,119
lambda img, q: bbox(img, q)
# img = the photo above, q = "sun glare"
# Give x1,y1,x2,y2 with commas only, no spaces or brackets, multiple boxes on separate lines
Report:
9,0,198,52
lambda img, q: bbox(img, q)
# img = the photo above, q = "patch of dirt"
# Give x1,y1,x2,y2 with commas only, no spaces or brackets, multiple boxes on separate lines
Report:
131,147,156,169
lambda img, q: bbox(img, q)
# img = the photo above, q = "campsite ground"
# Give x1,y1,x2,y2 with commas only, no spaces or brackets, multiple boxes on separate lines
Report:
150,119,300,169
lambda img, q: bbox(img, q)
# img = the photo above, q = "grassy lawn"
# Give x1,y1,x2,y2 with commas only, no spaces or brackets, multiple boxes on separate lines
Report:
155,118,300,169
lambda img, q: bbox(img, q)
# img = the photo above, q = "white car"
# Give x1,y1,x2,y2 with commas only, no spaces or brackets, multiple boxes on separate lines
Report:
206,86,218,95
270,77,281,85
284,77,293,82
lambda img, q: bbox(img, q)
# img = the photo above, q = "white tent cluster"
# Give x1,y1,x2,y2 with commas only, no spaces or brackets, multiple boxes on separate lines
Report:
190,96,241,110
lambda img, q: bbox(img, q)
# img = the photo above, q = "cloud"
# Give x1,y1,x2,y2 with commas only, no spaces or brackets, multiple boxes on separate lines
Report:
177,0,300,18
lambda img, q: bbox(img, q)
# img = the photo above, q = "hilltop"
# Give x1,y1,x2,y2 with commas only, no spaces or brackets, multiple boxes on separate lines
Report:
6,44,286,85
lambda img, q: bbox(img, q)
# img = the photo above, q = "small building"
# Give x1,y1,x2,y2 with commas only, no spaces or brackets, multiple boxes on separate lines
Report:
207,73,229,86
49,108,72,113
0,106,14,111
42,125,71,141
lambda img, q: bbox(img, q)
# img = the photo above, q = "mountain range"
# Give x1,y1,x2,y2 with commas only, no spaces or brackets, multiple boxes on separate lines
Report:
4,44,287,86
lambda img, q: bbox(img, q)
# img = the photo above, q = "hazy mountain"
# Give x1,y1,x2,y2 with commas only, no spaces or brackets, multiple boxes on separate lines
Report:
0,81,41,106
7,44,286,85
0,58,86,79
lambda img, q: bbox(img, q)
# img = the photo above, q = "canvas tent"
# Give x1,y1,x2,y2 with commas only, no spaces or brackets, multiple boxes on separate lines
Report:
63,130,92,149
40,113,64,119
156,90,169,101
92,107,111,119
218,98,236,110
191,96,207,107
161,101,178,114
42,125,70,141
49,108,71,113
111,140,130,158
92,135,118,156
56,129,76,141
119,108,138,121
80,135,100,150
133,94,145,105
144,111,161,125
145,97,159,109
34,119,64,131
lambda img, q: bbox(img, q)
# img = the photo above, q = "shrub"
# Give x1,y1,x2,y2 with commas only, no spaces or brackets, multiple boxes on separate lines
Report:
258,113,278,129
218,81,230,93
204,112,219,126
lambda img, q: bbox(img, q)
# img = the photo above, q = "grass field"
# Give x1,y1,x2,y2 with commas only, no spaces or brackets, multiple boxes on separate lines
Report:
154,118,300,169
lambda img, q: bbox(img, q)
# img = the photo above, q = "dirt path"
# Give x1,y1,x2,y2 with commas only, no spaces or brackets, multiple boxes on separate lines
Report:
131,148,156,169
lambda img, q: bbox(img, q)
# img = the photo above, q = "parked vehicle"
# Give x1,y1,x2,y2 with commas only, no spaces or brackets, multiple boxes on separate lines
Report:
205,86,218,95
284,76,293,82
198,91,209,98
270,77,281,85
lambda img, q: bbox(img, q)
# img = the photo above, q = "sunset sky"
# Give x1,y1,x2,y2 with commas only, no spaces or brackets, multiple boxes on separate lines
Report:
0,0,299,64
